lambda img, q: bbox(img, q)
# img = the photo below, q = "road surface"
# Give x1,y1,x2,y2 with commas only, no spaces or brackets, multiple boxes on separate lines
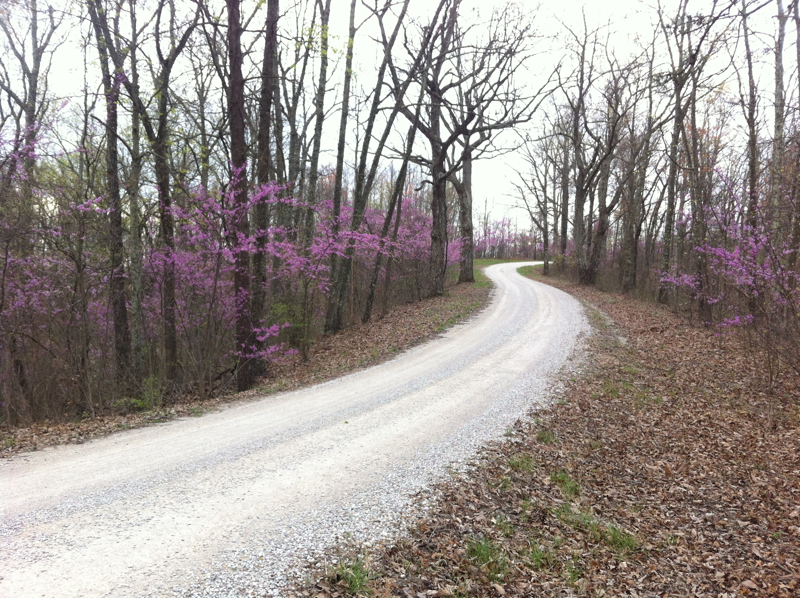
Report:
0,262,587,597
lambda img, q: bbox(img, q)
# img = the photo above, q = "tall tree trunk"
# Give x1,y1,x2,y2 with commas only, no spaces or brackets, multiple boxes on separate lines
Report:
303,0,332,246
87,0,131,384
227,0,253,391
773,0,787,210
428,1,460,296
559,138,569,262
154,122,178,384
363,137,414,323
658,84,685,303
332,0,357,243
251,0,280,375
458,143,474,283
790,0,800,271
325,0,357,325
430,136,448,295
380,189,405,319
128,0,145,383
324,0,413,333
742,0,759,229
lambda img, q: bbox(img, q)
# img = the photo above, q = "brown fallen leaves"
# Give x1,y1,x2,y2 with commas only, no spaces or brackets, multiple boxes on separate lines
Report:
0,281,491,456
293,273,799,598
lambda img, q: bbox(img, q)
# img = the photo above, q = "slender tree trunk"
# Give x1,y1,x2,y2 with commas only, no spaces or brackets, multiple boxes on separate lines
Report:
363,160,409,323
658,85,684,303
154,127,178,384
742,0,759,229
324,0,412,333
251,0,279,375
325,0,357,325
87,0,131,384
380,190,405,319
332,0,357,241
560,139,569,263
303,0,332,246
458,143,474,283
791,1,800,271
227,0,253,391
773,0,787,210
128,0,144,383
430,137,448,295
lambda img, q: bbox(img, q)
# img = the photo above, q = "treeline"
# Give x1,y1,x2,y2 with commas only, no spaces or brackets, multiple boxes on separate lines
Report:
515,0,800,380
3,0,798,425
0,0,539,423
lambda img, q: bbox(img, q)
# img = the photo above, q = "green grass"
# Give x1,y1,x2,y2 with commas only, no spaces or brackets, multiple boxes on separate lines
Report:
586,308,609,330
466,537,507,581
556,504,601,539
472,266,493,288
550,470,580,500
536,428,555,444
557,504,638,555
605,524,638,554
508,452,535,472
526,541,555,570
565,556,584,584
494,513,515,537
516,265,536,278
602,379,620,398
332,558,373,595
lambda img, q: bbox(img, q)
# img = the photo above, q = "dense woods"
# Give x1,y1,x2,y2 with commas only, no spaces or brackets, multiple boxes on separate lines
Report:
0,0,798,424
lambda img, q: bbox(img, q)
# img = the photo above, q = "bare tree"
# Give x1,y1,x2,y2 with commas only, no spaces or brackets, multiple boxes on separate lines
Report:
656,0,733,303
391,0,544,293
86,0,131,383
324,0,420,333
91,0,199,385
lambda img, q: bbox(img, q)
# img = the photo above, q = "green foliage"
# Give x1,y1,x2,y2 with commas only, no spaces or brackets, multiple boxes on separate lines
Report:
472,267,492,288
556,504,598,535
526,541,555,570
508,453,535,472
466,537,507,581
536,428,555,444
557,505,638,554
493,514,514,537
113,376,163,413
550,470,580,500
516,265,536,278
332,558,373,595
268,301,304,348
141,376,163,409
605,525,638,554
565,556,584,584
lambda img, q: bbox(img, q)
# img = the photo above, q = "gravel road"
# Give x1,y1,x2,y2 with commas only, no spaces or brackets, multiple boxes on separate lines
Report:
0,263,588,598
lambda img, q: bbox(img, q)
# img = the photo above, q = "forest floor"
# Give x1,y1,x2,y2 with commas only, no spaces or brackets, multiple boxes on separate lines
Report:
292,266,800,598
0,264,500,456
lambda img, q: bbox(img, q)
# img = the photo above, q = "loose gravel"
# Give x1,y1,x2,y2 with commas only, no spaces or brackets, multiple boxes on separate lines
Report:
0,263,588,598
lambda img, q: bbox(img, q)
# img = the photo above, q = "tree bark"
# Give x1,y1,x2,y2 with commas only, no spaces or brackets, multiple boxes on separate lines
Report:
227,0,254,391
87,0,131,384
457,143,474,283
251,0,280,376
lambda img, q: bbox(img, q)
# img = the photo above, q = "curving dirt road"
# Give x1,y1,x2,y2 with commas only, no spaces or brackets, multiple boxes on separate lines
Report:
0,263,587,597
